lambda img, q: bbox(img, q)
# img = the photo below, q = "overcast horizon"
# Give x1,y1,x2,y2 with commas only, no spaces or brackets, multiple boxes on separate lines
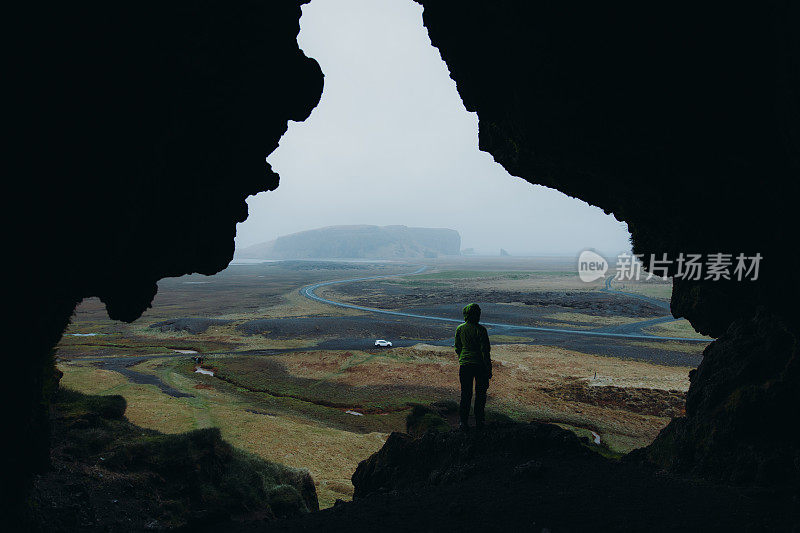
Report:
235,0,632,257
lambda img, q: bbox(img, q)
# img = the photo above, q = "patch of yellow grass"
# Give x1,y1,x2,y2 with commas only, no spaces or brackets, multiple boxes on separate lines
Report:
59,335,698,500
58,358,387,509
491,343,692,390
644,319,713,340
57,361,129,392
209,401,385,508
292,343,693,453
490,335,537,343
57,362,198,433
542,312,643,326
156,368,388,507
628,339,708,354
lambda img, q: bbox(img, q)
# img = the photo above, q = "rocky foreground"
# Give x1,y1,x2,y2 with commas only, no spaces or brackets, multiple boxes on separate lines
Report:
229,422,798,532
30,389,318,531
31,390,799,531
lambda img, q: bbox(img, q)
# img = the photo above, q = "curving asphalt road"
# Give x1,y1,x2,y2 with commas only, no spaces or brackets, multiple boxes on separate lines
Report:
68,266,708,398
299,266,711,343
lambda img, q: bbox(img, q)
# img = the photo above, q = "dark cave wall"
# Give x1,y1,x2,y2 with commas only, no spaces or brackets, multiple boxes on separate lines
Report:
15,0,323,322
415,0,800,484
10,1,800,521
10,0,323,519
647,308,799,484
415,0,800,335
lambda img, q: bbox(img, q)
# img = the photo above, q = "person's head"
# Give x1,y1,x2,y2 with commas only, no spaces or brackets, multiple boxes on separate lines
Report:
462,303,481,324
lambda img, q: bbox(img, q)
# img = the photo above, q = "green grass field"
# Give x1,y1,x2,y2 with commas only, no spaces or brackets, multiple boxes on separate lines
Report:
57,258,701,508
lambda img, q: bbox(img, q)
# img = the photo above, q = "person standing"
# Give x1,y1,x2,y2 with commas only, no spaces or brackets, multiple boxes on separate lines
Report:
454,303,492,430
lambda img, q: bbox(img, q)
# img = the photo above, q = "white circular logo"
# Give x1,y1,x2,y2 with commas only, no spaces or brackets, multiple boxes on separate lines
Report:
577,250,608,282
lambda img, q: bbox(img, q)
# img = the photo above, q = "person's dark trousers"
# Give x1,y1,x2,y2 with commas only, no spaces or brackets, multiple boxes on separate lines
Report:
459,363,489,426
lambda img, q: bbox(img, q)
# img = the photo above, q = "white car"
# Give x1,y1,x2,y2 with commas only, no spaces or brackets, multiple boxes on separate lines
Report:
374,339,393,347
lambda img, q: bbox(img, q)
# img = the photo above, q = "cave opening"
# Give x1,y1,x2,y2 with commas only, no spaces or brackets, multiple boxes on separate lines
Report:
21,0,799,529
236,0,632,258
51,0,714,515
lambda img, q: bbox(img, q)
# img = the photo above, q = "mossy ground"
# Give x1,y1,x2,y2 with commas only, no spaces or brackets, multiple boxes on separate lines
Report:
32,388,318,530
57,259,701,507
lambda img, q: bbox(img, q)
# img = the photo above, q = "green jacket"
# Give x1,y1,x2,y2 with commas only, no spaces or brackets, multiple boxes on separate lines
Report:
454,303,491,367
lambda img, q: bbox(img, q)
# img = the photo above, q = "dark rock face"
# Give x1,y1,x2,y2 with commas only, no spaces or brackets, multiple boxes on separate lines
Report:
15,1,322,320
415,0,799,334
645,309,799,484
32,389,319,530
415,0,800,484
10,1,322,521
352,424,588,499
330,424,798,532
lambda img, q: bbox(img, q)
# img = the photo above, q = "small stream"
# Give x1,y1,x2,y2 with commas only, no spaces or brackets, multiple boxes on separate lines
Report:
194,366,214,376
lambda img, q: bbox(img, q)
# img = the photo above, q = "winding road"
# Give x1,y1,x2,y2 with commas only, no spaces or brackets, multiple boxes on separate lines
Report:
71,265,709,400
299,266,711,343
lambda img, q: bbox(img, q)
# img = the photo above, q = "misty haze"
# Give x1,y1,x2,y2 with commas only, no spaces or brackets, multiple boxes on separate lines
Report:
235,0,631,258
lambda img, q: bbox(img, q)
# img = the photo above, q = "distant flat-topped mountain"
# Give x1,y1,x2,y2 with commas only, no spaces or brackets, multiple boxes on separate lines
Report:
237,225,461,259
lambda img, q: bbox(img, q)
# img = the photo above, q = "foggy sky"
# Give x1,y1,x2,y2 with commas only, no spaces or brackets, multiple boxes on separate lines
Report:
235,0,632,256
